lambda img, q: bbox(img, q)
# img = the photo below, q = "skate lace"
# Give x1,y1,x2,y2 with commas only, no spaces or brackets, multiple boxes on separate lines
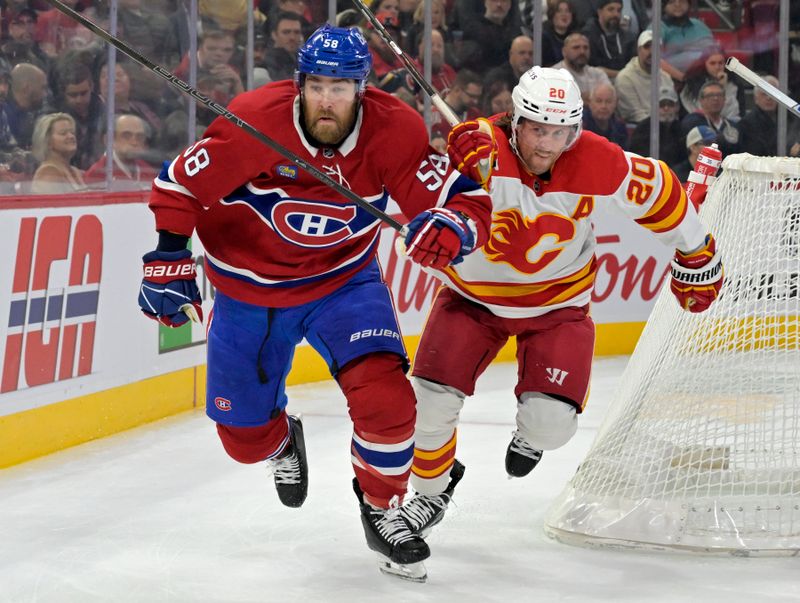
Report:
401,494,448,530
509,431,543,460
372,506,415,545
268,451,301,485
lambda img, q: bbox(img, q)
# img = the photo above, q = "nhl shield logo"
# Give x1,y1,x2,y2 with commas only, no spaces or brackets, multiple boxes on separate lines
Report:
322,148,335,158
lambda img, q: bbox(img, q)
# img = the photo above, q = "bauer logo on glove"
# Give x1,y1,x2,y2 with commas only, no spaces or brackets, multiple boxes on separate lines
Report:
138,249,204,327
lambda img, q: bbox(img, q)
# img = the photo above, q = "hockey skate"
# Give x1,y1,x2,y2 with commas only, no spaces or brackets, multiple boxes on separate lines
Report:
402,459,466,538
505,431,543,478
266,415,308,508
352,478,430,583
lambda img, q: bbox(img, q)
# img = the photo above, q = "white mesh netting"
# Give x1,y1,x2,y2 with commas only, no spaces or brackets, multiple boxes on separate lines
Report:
544,154,800,555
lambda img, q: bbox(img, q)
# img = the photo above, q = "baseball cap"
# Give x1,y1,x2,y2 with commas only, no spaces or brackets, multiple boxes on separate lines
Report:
637,30,653,47
659,86,678,104
597,0,623,8
686,125,717,149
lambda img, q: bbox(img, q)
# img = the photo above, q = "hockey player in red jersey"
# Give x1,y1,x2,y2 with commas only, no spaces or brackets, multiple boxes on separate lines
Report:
137,24,491,581
400,66,724,538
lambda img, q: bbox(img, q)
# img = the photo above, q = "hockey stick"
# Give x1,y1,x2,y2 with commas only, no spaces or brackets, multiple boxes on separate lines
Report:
351,0,459,125
725,57,800,119
350,0,493,184
42,0,406,234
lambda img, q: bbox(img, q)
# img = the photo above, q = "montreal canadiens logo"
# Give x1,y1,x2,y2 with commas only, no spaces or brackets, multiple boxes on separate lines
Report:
215,397,232,411
272,200,357,247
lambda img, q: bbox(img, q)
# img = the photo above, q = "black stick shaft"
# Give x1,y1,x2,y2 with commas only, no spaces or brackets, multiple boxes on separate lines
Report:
351,0,459,125
43,0,406,233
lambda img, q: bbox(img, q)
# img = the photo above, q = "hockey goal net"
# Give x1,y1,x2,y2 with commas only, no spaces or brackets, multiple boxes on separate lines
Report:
544,154,800,554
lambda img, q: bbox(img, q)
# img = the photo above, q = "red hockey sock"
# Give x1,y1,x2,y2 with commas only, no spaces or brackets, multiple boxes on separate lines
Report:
216,411,290,464
338,353,416,507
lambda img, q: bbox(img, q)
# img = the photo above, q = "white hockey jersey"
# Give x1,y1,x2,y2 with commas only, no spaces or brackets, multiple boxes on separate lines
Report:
438,128,707,319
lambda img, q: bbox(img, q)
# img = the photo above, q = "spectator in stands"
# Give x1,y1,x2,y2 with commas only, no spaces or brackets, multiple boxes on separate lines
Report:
620,0,650,37
6,62,47,150
174,29,244,102
85,114,158,190
582,82,628,148
98,62,162,148
679,48,742,122
672,124,717,182
35,0,88,58
450,0,522,38
458,0,522,74
264,11,305,82
405,0,454,66
581,0,636,79
681,80,740,155
365,10,403,79
0,62,33,188
30,112,86,194
553,32,610,101
629,85,684,167
371,0,401,20
738,75,779,157
615,30,674,124
203,0,268,38
52,61,104,170
380,29,455,98
118,0,172,66
0,63,16,150
485,35,534,91
1,8,49,72
657,0,715,82
430,69,483,137
480,78,513,116
430,132,447,154
541,0,578,67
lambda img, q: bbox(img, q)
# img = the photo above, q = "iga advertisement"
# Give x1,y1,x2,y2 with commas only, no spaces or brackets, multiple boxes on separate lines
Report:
0,196,673,417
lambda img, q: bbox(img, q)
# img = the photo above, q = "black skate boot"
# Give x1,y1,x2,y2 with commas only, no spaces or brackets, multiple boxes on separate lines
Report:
267,415,308,508
505,431,543,478
402,459,466,538
352,478,430,582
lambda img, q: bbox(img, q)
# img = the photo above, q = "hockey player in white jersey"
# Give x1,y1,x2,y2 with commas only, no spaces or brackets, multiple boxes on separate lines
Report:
400,66,724,537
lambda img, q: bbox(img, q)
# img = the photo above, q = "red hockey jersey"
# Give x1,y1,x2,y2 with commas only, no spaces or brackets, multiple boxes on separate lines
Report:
149,81,491,307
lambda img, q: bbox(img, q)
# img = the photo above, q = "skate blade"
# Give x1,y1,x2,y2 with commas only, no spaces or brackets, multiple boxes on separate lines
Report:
377,557,427,583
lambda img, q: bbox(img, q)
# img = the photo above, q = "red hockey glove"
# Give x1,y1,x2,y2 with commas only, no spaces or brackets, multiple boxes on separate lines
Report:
139,249,203,327
670,234,723,313
403,207,476,269
447,118,497,190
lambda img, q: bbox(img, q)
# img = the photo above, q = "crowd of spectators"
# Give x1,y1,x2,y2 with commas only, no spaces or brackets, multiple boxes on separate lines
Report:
0,0,798,195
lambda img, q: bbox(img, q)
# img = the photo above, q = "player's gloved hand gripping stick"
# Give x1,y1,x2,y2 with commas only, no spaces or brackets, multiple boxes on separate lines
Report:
351,0,496,189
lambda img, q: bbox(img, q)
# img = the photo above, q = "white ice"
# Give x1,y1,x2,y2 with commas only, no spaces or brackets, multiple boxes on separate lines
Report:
1,357,798,603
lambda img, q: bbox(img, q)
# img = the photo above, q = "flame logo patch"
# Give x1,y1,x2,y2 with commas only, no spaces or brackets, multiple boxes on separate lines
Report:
483,209,575,274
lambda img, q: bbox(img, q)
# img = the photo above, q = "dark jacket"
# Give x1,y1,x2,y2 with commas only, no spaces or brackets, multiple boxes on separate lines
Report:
583,107,628,149
738,106,777,157
581,18,636,73
629,117,685,168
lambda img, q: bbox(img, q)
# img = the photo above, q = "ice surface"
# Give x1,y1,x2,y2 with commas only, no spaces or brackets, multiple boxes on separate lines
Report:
1,357,798,602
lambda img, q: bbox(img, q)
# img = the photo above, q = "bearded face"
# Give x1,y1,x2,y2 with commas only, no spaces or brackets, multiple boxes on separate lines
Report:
301,75,360,145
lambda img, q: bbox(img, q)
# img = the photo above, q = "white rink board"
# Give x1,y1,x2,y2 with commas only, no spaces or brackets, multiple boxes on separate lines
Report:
0,198,674,416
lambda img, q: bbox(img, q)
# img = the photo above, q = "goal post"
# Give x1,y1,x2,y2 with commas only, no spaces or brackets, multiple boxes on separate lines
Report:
544,154,800,555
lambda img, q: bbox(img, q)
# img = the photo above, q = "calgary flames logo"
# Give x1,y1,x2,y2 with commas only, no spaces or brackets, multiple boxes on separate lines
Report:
483,209,575,274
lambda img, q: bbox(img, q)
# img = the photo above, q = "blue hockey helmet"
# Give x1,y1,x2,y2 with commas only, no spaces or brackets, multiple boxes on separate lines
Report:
296,24,372,94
